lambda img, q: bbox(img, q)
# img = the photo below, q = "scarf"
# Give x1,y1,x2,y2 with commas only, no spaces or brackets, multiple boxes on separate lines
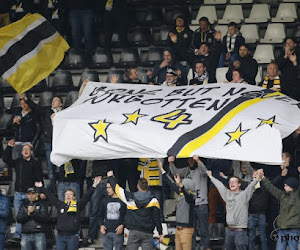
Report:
194,71,209,84
176,27,185,33
64,161,74,177
65,200,77,213
105,0,113,11
226,33,237,53
262,75,281,91
51,107,62,113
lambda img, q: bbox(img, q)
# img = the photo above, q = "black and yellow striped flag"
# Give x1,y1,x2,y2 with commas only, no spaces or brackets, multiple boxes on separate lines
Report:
0,13,70,94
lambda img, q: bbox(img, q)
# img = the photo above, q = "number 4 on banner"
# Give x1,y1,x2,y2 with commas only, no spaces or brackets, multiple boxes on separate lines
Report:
151,109,192,130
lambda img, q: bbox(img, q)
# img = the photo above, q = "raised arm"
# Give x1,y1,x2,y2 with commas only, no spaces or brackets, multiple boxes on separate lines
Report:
258,169,283,200
207,170,229,202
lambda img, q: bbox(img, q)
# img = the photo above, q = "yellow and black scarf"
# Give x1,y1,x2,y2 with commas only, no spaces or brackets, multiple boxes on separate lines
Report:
262,75,280,91
65,200,77,213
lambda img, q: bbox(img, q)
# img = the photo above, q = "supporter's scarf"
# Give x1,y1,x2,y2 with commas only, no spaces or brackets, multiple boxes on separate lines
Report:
64,161,74,177
65,200,77,213
262,75,281,91
105,0,113,11
176,27,185,33
226,33,236,53
52,107,62,113
194,71,209,84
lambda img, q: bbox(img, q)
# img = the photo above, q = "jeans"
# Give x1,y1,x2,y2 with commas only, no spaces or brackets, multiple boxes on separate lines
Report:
87,180,107,240
218,53,239,67
0,233,5,250
14,192,28,238
102,232,123,250
175,227,194,250
56,234,79,250
192,205,210,249
126,230,153,250
44,142,56,181
57,182,80,202
277,229,300,250
21,233,46,250
248,213,267,250
225,229,248,250
68,10,95,57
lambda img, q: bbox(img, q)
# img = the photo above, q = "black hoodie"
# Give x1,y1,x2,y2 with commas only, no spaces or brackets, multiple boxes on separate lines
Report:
108,176,162,235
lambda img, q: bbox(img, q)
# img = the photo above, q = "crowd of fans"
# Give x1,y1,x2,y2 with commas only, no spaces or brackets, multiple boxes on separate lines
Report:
1,0,300,250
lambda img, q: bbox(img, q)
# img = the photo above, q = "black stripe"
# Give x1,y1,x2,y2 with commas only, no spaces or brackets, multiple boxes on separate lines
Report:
167,89,274,156
0,20,56,75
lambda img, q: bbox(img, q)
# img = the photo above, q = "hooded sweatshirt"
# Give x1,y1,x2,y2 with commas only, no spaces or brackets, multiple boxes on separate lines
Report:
108,176,162,235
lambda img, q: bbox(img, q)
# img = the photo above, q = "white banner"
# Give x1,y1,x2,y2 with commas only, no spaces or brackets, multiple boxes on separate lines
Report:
51,82,300,166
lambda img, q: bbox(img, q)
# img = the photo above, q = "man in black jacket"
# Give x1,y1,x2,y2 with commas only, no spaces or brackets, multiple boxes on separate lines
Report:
17,187,49,250
3,139,43,242
108,171,163,249
226,44,258,85
38,96,63,182
276,37,300,101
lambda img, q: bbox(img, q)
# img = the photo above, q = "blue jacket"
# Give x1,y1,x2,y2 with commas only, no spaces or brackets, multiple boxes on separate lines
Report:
0,191,11,234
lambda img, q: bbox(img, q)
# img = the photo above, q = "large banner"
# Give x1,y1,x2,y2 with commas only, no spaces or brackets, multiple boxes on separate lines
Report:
51,82,300,166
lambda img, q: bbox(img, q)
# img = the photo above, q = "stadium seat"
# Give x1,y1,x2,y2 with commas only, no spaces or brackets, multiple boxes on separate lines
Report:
117,48,139,68
0,78,14,94
240,24,259,44
230,0,252,3
10,93,21,113
216,67,228,83
272,3,297,23
63,48,86,70
51,71,74,92
0,113,13,136
38,91,54,108
63,91,79,108
191,6,217,25
144,8,164,26
152,25,169,46
260,23,286,44
137,68,149,84
204,0,227,4
106,70,125,83
111,33,121,48
128,27,152,47
218,5,244,24
164,7,191,25
78,70,100,88
256,66,263,85
244,4,270,23
189,25,199,32
143,47,164,67
214,25,228,39
90,47,112,69
27,79,47,93
253,45,275,64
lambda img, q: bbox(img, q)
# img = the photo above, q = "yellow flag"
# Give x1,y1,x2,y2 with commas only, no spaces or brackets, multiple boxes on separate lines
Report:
0,13,70,94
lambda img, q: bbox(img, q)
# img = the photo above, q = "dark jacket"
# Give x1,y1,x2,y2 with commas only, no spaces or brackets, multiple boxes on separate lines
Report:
262,176,300,229
220,32,245,55
276,49,300,101
38,107,55,143
248,182,269,214
167,26,193,61
108,176,162,235
0,191,11,234
58,159,81,183
13,98,40,146
3,146,43,193
16,198,49,234
226,54,258,85
39,186,95,235
98,196,126,233
191,27,216,50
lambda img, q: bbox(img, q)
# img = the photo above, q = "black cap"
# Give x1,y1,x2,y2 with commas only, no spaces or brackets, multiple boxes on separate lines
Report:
27,187,37,193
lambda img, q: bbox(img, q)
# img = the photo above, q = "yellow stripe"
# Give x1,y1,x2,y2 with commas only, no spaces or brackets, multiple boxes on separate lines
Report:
0,13,42,51
177,92,283,157
149,180,160,186
146,200,160,209
7,34,69,93
127,205,138,210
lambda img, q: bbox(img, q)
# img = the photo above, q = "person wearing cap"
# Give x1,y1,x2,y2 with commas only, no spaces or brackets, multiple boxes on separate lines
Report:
16,187,49,250
3,139,43,243
206,170,259,250
257,167,300,250
162,68,183,87
157,159,195,250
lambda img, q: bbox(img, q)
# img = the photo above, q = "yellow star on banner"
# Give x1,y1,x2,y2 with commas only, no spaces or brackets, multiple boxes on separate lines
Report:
257,116,278,128
225,123,250,147
122,109,147,125
89,119,112,142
